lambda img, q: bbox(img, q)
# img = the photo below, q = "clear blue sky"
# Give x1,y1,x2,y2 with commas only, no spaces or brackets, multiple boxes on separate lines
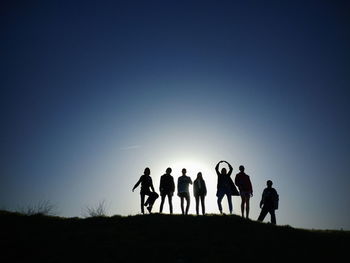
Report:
1,0,349,230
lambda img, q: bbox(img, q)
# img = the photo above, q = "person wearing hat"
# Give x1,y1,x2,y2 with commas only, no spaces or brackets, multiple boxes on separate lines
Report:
215,160,239,214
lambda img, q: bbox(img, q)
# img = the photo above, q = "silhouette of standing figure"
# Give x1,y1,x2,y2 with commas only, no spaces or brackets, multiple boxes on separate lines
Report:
177,168,192,215
132,167,159,214
193,172,207,215
159,167,175,214
258,180,279,225
235,165,253,219
215,160,239,214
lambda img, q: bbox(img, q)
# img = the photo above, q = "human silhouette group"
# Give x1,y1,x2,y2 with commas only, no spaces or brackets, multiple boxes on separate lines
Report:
132,160,279,224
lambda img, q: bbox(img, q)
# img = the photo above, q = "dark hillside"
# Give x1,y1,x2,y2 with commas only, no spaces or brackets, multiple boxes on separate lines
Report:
0,211,348,262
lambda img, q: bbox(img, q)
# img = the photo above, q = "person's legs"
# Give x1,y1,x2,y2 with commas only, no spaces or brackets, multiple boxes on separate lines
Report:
217,189,225,214
146,192,157,213
258,207,268,222
185,193,190,215
270,209,276,225
200,195,205,215
149,192,158,209
168,194,173,214
246,196,250,219
227,194,233,214
159,194,165,213
217,194,224,214
140,194,145,214
195,196,199,215
240,196,245,217
144,196,149,207
145,191,152,207
180,196,185,215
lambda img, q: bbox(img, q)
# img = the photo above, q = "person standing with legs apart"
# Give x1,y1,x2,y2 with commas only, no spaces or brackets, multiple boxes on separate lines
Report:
132,168,159,214
193,172,207,215
215,160,239,214
177,168,192,215
159,167,175,214
258,180,279,225
235,165,253,219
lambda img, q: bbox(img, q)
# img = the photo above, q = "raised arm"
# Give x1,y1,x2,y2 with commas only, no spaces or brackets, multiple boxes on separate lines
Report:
215,161,223,175
225,161,233,176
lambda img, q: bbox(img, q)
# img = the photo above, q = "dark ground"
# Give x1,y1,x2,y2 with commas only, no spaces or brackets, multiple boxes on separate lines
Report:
0,210,349,262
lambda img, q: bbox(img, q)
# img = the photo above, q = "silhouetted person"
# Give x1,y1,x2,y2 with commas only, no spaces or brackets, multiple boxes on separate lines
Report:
215,160,239,214
193,172,207,215
159,167,175,214
132,167,159,214
177,168,192,215
235,165,253,219
258,180,279,225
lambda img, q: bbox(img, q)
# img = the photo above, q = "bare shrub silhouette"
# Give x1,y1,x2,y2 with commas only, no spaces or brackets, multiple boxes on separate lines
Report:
83,200,108,217
18,200,58,216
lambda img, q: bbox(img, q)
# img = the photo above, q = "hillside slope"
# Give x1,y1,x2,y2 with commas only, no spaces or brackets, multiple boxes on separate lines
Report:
0,211,348,262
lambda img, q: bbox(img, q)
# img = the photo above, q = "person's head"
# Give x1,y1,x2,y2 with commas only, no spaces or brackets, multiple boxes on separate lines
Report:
267,180,273,187
221,168,227,175
197,172,202,179
182,168,186,175
239,165,245,172
166,167,172,174
144,167,150,176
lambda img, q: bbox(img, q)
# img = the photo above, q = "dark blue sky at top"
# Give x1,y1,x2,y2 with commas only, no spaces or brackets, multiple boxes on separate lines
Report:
1,1,349,229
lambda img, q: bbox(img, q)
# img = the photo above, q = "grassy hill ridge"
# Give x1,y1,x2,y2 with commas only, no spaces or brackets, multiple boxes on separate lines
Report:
0,210,348,262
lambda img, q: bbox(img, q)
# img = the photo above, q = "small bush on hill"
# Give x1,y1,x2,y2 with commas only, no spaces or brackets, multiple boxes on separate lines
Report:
83,200,108,217
18,200,58,216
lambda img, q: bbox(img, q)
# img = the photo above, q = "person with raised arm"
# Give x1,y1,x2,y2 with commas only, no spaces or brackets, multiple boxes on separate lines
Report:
215,160,239,214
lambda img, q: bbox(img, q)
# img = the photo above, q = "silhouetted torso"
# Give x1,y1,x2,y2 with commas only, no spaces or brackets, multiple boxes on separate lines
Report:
235,172,252,192
160,174,175,195
216,171,238,196
216,171,232,190
138,174,154,194
178,175,192,194
193,178,207,197
262,187,278,209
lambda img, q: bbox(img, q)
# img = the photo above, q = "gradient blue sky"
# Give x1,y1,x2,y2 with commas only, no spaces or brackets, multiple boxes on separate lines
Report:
1,0,349,230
